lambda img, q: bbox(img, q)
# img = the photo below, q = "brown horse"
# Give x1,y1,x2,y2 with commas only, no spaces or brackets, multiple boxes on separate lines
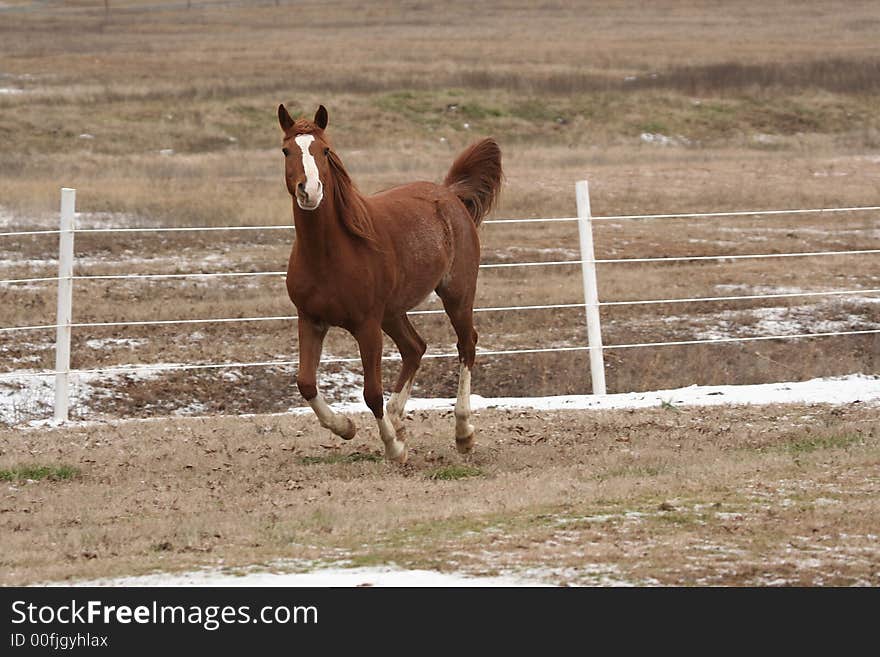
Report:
278,104,502,463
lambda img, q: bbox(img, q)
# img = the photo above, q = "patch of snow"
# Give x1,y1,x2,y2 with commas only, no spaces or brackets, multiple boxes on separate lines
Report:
0,340,52,365
713,284,808,295
318,364,363,404
718,225,880,239
501,246,580,259
512,563,637,587
379,373,880,414
67,565,544,588
556,511,649,525
0,358,362,426
84,337,146,350
0,206,19,229
0,364,168,427
640,132,692,147
74,210,144,230
0,375,55,426
0,206,149,233
220,369,244,383
714,512,746,521
172,401,209,416
687,238,740,247
640,132,673,146
752,133,782,145
7,370,874,429
676,303,880,341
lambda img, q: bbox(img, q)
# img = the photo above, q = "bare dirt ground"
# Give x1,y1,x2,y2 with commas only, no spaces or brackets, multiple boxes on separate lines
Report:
1,402,877,586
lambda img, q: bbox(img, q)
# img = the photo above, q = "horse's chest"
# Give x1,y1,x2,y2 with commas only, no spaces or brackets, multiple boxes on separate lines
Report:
287,272,368,326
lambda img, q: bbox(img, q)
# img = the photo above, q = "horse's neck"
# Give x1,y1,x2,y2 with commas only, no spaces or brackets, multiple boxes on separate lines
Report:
291,197,351,266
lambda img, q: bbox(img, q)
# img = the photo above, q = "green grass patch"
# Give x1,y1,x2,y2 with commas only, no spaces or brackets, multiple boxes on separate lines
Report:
638,121,668,134
297,452,382,466
457,103,506,119
374,90,438,122
783,433,865,455
510,99,563,122
0,464,79,482
425,465,484,481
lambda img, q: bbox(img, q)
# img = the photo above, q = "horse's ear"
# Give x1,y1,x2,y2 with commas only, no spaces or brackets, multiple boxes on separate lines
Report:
278,104,294,132
314,105,328,130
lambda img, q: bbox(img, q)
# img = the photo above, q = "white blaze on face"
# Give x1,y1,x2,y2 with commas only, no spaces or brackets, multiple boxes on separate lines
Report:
294,134,324,210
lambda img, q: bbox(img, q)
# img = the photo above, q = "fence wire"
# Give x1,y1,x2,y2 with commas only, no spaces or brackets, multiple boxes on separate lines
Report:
2,202,877,389
3,327,879,382
1,203,878,238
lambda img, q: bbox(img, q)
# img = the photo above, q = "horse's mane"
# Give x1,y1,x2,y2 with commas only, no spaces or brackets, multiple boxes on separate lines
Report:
326,150,378,248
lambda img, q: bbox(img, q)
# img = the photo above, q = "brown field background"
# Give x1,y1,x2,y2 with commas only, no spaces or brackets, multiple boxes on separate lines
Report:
0,1,878,584
1,0,878,424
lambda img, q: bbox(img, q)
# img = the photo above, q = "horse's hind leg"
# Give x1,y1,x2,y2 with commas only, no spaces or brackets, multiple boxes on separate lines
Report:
382,314,427,430
436,283,478,454
297,317,356,440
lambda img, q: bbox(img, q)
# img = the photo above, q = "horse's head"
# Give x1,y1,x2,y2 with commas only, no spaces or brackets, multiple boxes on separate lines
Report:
278,104,332,211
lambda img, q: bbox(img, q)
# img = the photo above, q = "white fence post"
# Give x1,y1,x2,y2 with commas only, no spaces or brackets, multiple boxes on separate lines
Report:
576,180,607,395
54,188,75,423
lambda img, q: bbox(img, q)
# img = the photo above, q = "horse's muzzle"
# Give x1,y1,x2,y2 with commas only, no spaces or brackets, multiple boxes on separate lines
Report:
296,181,323,211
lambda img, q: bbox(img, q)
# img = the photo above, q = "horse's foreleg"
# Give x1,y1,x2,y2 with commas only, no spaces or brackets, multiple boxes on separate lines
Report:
382,314,426,429
297,318,356,440
355,321,407,463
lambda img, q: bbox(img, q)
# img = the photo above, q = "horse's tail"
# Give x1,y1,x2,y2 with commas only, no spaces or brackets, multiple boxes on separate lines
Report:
444,138,503,226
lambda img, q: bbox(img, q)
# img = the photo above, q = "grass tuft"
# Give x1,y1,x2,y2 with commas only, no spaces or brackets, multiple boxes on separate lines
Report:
298,452,382,466
426,465,484,481
783,433,865,455
0,464,79,482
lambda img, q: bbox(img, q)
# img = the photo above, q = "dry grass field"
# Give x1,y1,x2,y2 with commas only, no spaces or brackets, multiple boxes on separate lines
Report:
1,403,878,585
1,1,879,584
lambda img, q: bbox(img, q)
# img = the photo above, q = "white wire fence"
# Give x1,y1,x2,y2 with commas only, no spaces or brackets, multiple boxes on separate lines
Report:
1,184,879,420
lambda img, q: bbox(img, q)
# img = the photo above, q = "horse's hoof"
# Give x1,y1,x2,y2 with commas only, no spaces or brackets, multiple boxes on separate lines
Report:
385,440,407,464
455,428,476,454
337,416,356,441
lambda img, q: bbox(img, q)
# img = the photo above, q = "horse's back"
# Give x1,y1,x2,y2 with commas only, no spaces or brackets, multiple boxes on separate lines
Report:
367,180,474,241
368,180,462,212
367,181,479,314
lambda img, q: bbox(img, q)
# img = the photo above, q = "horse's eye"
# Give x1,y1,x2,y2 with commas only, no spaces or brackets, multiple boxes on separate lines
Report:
324,147,330,156
282,147,290,157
